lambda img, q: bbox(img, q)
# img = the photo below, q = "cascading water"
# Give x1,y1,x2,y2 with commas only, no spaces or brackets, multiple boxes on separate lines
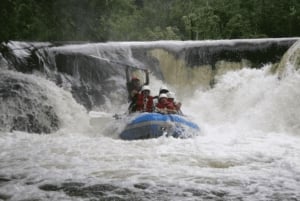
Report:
1,39,300,201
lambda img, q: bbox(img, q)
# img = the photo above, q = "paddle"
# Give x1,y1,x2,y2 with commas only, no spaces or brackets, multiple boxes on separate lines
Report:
89,54,151,118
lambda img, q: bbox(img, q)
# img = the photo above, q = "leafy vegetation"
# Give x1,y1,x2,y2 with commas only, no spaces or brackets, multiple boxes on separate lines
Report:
1,0,300,42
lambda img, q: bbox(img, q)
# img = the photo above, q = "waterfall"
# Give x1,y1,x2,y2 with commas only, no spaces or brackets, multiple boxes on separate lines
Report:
0,38,298,133
276,40,300,78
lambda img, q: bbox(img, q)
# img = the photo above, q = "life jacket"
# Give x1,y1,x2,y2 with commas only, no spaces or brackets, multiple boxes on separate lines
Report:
168,98,182,110
156,100,177,114
135,93,154,112
156,102,167,109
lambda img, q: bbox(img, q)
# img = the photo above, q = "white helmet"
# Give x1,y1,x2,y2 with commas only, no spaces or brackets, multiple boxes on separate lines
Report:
141,85,150,92
167,92,175,99
159,86,169,93
159,93,168,99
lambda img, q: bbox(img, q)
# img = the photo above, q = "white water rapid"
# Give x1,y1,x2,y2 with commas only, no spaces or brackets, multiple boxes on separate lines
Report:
1,54,300,200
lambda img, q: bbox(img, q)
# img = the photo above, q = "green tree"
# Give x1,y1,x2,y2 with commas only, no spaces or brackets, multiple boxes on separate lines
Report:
0,0,17,42
224,14,252,38
183,5,221,40
1,0,300,42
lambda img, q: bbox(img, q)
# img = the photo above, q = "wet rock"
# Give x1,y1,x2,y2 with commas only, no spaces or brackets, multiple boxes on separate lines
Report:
39,184,63,191
19,199,41,201
38,181,238,201
0,176,11,183
53,53,126,110
0,193,11,200
0,71,60,134
63,183,120,198
134,183,150,190
184,188,228,201
114,187,133,196
39,182,140,201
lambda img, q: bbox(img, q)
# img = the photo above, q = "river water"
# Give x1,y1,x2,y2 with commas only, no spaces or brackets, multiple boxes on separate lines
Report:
1,62,300,200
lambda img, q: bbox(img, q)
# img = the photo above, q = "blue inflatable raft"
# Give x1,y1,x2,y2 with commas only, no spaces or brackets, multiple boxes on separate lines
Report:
120,113,200,140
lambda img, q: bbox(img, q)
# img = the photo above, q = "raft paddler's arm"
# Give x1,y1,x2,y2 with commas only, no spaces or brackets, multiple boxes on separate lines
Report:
155,107,168,114
131,89,139,98
125,66,131,82
144,69,150,85
167,109,177,114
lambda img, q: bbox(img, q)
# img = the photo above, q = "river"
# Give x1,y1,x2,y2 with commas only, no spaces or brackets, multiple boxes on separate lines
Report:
1,40,300,201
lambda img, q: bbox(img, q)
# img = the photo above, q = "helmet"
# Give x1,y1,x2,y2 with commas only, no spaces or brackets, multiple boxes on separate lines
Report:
167,92,175,99
141,85,151,92
159,86,169,94
159,93,168,99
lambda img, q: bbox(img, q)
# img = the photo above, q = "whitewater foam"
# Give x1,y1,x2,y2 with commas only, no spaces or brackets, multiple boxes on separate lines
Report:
1,40,300,200
183,64,300,135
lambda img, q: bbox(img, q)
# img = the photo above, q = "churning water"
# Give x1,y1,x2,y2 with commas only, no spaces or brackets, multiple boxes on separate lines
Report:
1,63,300,201
1,38,300,200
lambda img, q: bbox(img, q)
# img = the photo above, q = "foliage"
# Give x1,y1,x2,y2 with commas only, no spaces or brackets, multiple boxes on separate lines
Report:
1,0,300,42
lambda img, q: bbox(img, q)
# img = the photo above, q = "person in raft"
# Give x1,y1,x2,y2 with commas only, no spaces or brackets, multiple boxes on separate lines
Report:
167,92,182,114
155,93,177,114
130,85,154,113
126,66,149,112
126,66,149,102
153,85,169,105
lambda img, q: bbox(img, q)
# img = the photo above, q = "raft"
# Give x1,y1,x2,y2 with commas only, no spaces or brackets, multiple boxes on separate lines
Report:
119,112,200,140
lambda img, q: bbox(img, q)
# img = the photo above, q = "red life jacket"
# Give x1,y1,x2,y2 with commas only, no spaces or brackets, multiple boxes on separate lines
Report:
156,100,177,114
156,101,176,110
167,99,181,110
156,102,167,109
135,94,154,112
